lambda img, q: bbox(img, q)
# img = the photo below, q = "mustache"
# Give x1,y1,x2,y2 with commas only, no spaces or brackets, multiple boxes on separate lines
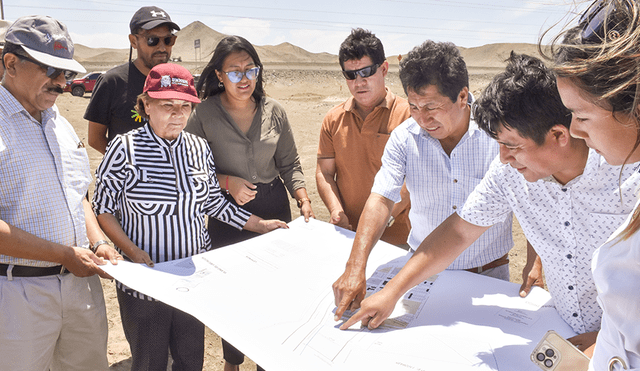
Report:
153,52,169,58
47,85,64,94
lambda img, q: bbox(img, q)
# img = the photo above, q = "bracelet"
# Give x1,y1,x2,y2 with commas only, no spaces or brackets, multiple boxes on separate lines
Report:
91,239,111,253
225,175,229,194
296,197,311,208
387,216,396,228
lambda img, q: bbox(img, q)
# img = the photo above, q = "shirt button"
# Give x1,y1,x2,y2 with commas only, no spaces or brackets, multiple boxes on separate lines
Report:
572,313,578,317
252,176,256,179
452,205,457,210
564,221,570,226
453,179,458,183
568,285,574,290
562,188,567,192
566,254,573,259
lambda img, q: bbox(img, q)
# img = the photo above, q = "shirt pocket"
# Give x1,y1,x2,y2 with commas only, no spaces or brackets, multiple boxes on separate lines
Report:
188,171,210,203
125,168,177,216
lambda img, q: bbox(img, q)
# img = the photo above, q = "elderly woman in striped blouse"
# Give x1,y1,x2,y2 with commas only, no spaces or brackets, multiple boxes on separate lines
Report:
92,63,287,371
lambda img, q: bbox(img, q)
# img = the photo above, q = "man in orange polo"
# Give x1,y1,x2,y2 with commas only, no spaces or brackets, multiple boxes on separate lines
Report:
316,28,411,246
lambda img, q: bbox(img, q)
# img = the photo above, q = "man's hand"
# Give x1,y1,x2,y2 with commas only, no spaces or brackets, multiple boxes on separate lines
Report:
227,176,257,205
519,241,545,297
62,247,112,278
94,244,123,265
339,288,398,330
332,266,367,320
568,331,598,358
330,209,352,230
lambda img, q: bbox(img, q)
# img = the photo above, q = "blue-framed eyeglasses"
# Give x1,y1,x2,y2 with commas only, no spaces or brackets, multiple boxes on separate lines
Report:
223,66,260,83
14,53,77,80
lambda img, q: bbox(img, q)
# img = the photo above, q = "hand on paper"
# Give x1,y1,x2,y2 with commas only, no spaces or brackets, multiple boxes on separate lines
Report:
62,246,112,278
128,248,155,268
330,210,352,230
332,266,367,320
568,331,597,358
228,176,257,205
519,241,545,297
244,215,289,234
94,243,123,265
299,201,315,222
339,288,397,330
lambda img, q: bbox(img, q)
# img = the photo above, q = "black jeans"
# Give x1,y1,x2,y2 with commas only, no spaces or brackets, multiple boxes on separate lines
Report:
208,177,292,249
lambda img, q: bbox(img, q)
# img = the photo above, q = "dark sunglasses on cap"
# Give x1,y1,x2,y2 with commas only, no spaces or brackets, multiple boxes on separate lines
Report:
579,0,627,42
223,66,260,83
138,34,177,47
342,63,380,80
14,53,77,80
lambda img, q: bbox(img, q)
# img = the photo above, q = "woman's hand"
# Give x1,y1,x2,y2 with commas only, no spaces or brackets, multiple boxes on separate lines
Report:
243,215,289,234
127,248,155,267
300,201,315,222
227,176,257,205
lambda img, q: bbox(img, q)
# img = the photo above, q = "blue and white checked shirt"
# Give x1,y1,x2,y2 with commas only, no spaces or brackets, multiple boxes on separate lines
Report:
372,115,513,269
0,86,91,267
461,151,640,334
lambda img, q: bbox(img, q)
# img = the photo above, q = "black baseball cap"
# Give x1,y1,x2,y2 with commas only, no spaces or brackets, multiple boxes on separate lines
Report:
129,6,180,33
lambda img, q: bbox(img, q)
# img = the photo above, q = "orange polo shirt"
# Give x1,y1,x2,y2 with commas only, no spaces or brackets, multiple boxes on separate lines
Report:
318,90,411,245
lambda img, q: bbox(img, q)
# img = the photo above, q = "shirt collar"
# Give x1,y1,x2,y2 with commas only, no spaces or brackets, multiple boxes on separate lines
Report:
142,122,184,149
344,88,393,113
0,85,57,125
540,148,601,187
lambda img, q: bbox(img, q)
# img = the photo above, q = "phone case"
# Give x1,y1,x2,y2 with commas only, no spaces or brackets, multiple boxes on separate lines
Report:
530,330,591,371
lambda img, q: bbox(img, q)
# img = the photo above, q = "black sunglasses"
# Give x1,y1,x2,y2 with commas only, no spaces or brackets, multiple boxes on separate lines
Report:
579,0,625,42
342,64,380,80
14,53,77,80
138,34,177,47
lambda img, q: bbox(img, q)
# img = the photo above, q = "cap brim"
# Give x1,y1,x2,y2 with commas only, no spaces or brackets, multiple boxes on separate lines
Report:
22,45,86,74
148,90,200,103
140,20,180,31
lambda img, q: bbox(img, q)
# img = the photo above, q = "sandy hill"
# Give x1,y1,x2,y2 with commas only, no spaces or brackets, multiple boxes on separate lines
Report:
76,21,337,65
74,21,549,70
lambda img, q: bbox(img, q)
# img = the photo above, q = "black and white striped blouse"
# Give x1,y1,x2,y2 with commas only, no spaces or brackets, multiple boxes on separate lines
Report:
93,123,251,298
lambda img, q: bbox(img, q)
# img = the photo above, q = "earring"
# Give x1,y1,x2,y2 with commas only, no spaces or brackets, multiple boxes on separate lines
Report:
218,82,224,89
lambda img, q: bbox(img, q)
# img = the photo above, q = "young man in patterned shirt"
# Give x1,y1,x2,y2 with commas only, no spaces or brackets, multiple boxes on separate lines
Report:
340,53,640,357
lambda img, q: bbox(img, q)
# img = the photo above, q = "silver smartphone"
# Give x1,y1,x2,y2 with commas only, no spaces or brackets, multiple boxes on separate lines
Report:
530,330,590,371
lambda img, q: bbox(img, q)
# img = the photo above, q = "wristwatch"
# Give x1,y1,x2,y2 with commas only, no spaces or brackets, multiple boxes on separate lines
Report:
91,240,111,253
296,197,311,208
387,216,396,228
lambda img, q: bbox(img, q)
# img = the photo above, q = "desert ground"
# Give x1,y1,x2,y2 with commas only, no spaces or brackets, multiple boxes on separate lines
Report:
57,64,530,370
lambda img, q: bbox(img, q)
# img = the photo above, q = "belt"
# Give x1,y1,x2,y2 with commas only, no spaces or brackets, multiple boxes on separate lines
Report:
0,263,67,277
465,254,509,274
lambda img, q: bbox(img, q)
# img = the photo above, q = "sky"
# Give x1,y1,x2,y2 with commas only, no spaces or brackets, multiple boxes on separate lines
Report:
2,0,591,56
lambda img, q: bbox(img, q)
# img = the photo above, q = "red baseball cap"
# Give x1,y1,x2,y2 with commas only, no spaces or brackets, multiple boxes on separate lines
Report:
143,63,201,103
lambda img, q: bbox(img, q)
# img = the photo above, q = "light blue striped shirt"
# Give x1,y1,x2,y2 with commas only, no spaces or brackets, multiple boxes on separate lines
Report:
371,115,513,270
0,85,91,267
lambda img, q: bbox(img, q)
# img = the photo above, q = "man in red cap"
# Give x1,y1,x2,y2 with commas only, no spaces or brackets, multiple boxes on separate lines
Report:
85,6,180,154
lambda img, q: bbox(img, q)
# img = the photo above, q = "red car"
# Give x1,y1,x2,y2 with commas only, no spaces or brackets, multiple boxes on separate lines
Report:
64,71,103,97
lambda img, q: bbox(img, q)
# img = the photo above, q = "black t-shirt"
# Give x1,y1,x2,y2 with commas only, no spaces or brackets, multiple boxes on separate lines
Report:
84,62,148,142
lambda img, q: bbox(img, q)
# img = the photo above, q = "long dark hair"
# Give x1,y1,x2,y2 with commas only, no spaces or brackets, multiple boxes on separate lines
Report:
196,35,265,102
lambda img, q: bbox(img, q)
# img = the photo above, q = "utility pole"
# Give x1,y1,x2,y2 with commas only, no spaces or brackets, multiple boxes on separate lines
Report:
1,0,4,20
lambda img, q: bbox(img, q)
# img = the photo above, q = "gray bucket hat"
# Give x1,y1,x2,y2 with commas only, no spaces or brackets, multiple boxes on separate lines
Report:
4,15,85,74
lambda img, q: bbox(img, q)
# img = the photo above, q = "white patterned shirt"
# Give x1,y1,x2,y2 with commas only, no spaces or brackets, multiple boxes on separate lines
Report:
93,124,252,299
371,114,513,269
460,151,640,333
0,86,91,267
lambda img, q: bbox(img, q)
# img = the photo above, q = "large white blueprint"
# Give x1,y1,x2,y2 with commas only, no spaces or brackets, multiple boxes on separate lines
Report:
102,217,576,370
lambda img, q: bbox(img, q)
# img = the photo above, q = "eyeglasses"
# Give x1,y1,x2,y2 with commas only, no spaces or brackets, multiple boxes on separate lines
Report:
579,0,624,42
14,53,77,80
223,66,260,83
342,64,380,80
138,34,177,47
